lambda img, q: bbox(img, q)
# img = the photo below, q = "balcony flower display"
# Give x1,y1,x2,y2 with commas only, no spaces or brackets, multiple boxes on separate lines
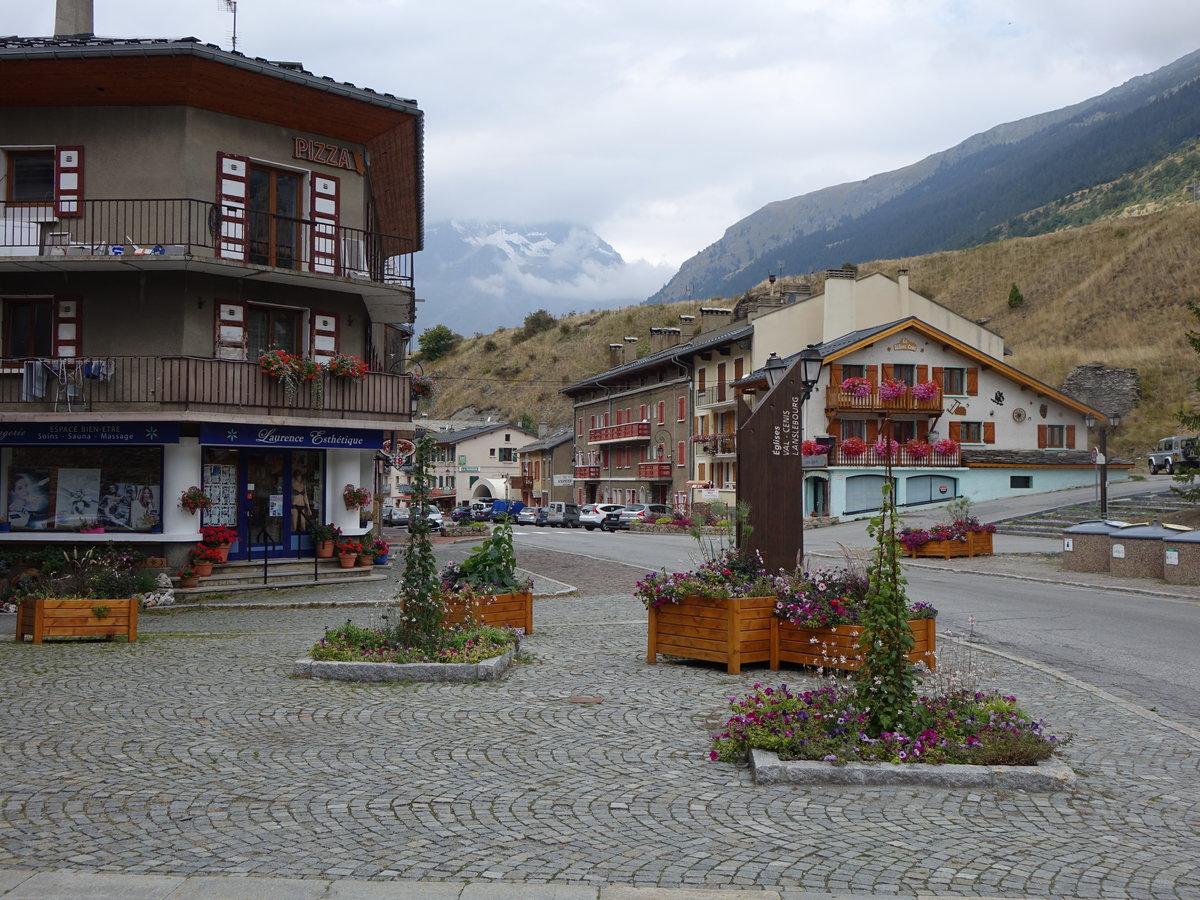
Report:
634,548,771,610
801,439,824,456
878,378,909,401
932,437,961,456
178,485,213,514
411,373,435,399
912,380,940,401
904,438,931,460
259,349,321,407
259,349,299,378
327,354,369,379
342,484,373,510
840,376,871,398
840,436,867,457
873,437,900,458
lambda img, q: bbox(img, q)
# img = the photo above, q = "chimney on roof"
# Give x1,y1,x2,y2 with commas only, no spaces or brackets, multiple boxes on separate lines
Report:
623,335,640,364
649,326,682,353
608,343,623,369
678,314,696,341
897,268,912,316
698,307,734,335
823,269,857,339
538,421,548,438
55,0,94,38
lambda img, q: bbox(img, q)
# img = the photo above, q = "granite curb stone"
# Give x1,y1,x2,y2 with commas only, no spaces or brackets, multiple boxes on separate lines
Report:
749,749,1077,790
294,645,517,682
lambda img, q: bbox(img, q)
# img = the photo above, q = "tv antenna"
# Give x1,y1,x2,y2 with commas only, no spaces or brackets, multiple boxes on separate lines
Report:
219,0,238,53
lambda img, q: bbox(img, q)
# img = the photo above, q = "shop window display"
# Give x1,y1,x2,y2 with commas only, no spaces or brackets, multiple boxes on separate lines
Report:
5,447,163,531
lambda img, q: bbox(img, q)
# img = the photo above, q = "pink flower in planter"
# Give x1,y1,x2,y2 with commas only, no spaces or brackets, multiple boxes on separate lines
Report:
912,381,940,401
878,378,908,401
873,438,900,457
905,439,931,459
840,376,871,398
932,437,960,455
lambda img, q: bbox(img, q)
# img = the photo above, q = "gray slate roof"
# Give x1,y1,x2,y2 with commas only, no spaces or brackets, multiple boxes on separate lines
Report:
562,324,754,393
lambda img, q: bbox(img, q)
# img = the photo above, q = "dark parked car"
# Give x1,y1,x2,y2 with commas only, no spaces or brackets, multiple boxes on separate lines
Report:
450,506,475,523
383,506,409,527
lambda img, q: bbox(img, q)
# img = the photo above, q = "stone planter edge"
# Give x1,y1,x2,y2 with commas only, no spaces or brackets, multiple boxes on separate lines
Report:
294,645,517,683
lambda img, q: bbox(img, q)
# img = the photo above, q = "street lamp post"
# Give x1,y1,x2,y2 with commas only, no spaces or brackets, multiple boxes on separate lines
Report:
1084,412,1121,519
762,346,824,569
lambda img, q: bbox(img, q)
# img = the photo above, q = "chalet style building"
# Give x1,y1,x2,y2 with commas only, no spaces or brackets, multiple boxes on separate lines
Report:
0,4,422,566
739,270,1115,519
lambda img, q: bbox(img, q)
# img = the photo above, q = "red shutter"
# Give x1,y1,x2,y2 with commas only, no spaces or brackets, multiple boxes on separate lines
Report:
949,421,962,442
309,173,341,275
1037,424,1047,448
658,401,666,424
984,421,995,444
1066,425,1076,449
215,152,250,261
215,299,248,360
966,368,979,396
917,420,929,440
867,420,879,443
827,420,842,439
677,396,686,421
311,311,339,366
53,296,82,357
677,441,685,465
55,146,84,218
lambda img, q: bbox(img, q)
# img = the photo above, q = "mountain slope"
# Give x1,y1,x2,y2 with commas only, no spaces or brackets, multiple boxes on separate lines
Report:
649,47,1200,305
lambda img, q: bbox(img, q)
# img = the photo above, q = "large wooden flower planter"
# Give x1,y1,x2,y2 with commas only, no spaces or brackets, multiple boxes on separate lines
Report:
441,592,533,634
906,532,993,559
770,617,936,672
646,594,776,674
15,597,138,643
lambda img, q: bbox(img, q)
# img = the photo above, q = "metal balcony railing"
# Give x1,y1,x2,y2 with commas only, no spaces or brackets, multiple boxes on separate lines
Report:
0,356,411,422
827,445,961,467
0,199,414,287
587,421,651,444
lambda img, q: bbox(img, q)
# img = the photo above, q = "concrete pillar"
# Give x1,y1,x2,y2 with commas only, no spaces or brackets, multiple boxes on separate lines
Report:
162,438,202,540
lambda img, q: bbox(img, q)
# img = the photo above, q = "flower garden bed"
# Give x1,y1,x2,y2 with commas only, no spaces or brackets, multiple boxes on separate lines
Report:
905,531,993,559
294,644,517,682
771,616,936,671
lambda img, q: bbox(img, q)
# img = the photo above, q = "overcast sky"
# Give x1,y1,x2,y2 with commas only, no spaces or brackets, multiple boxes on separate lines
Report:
12,1,1200,284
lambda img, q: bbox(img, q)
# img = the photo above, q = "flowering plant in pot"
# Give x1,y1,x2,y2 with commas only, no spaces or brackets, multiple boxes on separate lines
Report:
343,484,372,510
335,538,363,556
801,439,825,456
873,437,900,458
176,564,200,588
904,438,931,460
932,437,960,456
371,538,391,565
839,436,867,457
840,376,871,398
179,486,213,514
878,378,908,401
912,380,940,401
410,373,435,399
326,354,369,379
309,522,342,558
199,524,237,546
634,547,771,610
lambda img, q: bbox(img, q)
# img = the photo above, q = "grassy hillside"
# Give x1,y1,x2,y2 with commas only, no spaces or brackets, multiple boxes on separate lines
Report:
423,204,1200,462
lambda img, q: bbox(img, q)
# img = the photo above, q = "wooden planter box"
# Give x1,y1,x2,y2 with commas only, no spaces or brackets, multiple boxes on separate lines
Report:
15,597,138,643
441,591,533,634
770,616,936,672
906,532,993,559
646,594,776,674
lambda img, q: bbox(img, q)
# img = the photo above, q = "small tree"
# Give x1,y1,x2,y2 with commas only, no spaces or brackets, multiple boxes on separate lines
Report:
521,308,557,339
517,412,537,433
854,481,917,734
392,433,442,647
417,324,462,361
1007,283,1025,308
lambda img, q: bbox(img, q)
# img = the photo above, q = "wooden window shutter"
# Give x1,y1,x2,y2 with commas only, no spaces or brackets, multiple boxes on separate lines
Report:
827,420,842,438
917,420,929,440
1066,425,1076,449
966,367,979,396
829,363,843,386
215,152,250,262
215,299,248,360
1037,424,1047,448
677,441,685,464
866,364,878,385
932,366,944,388
917,364,928,383
53,296,82,357
734,358,744,380
310,311,339,366
698,462,707,481
309,173,341,274
55,146,84,218
984,421,995,444
949,421,962,442
881,363,894,381
867,420,879,442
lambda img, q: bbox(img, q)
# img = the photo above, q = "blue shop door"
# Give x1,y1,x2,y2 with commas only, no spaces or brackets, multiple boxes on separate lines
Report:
243,451,290,558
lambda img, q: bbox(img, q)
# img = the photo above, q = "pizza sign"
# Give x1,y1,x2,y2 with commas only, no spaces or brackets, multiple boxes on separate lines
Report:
388,438,416,465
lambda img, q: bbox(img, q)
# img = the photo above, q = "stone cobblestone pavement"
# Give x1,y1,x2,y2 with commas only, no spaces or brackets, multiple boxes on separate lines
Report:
1,547,1198,899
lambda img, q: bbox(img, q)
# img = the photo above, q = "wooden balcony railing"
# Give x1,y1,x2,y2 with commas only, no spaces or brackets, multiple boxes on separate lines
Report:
637,462,674,480
0,356,411,422
574,465,601,479
587,421,651,444
826,390,943,414
694,434,736,455
0,199,414,287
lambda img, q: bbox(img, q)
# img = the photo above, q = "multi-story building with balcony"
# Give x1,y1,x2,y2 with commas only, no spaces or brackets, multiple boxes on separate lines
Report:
0,4,422,566
562,312,752,510
517,428,575,507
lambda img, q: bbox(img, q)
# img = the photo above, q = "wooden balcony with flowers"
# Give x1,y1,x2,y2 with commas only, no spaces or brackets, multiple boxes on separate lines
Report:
692,433,736,456
828,376,944,414
826,436,962,467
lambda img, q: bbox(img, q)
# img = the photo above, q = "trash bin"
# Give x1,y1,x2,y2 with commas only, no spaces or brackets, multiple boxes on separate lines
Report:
1109,521,1191,580
1162,528,1200,585
1062,520,1126,573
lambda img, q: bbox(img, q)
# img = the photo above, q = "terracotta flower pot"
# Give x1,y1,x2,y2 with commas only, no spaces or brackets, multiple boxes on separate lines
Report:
179,576,200,589
193,560,214,577
211,543,230,564
337,553,357,569
315,540,335,559
357,554,373,567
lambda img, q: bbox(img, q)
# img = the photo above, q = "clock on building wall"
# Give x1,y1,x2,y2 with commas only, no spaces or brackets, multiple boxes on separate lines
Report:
1012,407,1028,423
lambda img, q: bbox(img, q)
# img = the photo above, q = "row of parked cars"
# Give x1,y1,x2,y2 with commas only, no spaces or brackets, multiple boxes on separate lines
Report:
383,500,676,532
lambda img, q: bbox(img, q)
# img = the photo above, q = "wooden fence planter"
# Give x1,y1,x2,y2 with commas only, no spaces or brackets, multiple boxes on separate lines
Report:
770,616,936,672
441,592,533,634
646,595,776,674
15,597,138,643
906,532,993,559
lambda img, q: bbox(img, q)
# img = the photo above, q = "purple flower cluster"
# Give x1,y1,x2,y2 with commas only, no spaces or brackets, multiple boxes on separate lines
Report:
634,549,769,609
898,517,996,551
772,567,935,627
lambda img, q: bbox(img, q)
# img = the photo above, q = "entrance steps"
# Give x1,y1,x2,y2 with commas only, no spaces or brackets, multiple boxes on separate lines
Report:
174,557,389,596
994,490,1193,538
